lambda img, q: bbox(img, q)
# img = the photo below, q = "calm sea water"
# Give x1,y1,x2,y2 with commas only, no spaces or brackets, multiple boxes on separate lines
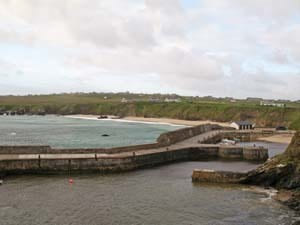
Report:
0,162,296,225
0,116,296,225
0,115,180,148
239,141,288,158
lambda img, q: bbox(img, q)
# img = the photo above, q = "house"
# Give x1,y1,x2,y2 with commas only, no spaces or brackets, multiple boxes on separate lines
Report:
121,98,128,103
260,101,285,108
164,98,181,103
148,98,161,103
246,97,263,102
230,121,255,130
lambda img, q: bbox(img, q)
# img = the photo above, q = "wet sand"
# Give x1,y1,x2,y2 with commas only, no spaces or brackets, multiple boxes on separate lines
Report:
124,116,231,126
65,114,230,127
258,133,294,144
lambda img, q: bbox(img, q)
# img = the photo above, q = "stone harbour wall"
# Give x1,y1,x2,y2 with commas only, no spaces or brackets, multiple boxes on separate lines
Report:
0,124,269,175
0,124,224,155
192,169,247,183
157,124,226,146
0,145,267,175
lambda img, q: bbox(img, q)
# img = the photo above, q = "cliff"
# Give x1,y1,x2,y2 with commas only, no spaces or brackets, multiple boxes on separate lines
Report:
242,131,300,210
1,101,300,129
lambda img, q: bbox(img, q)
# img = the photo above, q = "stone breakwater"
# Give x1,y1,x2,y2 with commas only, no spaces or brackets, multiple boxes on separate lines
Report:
192,170,247,183
192,131,300,214
0,124,269,176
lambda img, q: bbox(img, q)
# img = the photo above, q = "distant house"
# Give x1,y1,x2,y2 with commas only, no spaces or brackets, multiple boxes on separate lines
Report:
231,121,255,130
260,101,285,107
164,98,181,103
121,98,128,103
246,97,263,102
148,98,161,103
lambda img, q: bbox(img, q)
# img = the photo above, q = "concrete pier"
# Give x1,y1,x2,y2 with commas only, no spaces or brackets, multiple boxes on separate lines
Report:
0,124,270,175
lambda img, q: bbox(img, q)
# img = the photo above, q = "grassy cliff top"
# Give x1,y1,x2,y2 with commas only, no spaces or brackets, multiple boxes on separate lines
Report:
1,93,300,130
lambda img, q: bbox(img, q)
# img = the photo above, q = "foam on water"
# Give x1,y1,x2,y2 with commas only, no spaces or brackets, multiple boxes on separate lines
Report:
65,115,187,127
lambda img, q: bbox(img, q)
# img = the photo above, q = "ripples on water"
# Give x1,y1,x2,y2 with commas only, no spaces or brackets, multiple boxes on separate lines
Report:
0,116,296,224
0,162,296,225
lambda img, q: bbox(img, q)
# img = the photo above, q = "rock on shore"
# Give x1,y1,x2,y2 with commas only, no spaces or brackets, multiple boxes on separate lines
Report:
242,131,300,211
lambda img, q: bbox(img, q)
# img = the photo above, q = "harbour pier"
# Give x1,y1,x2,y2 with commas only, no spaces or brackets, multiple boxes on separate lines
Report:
0,124,272,175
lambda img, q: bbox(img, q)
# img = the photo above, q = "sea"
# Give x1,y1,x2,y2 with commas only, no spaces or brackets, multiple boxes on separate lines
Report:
0,115,297,225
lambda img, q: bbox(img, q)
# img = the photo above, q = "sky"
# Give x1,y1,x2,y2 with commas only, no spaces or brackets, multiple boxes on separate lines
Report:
0,0,300,100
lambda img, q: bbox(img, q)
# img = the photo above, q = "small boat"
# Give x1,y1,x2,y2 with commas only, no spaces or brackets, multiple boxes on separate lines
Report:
102,134,110,137
0,180,3,185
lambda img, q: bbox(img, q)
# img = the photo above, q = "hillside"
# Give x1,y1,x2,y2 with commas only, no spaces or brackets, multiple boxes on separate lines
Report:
0,94,300,129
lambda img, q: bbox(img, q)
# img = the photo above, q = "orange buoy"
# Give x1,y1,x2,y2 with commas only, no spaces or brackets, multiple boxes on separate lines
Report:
69,178,74,184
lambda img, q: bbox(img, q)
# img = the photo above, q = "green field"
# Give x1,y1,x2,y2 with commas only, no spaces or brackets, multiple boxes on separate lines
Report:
0,93,300,130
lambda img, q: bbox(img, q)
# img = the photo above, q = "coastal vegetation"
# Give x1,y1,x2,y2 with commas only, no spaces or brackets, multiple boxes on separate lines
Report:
243,131,300,211
0,93,300,129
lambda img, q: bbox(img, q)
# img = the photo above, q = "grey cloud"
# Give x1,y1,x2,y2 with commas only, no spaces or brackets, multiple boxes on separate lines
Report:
0,0,299,99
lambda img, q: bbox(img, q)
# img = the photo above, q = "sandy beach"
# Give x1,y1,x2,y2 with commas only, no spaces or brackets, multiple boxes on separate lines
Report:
64,115,231,127
64,115,295,144
257,133,294,144
123,116,231,127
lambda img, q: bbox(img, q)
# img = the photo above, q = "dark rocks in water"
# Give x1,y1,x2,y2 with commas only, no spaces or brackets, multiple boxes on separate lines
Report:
102,134,110,137
242,161,296,188
37,111,46,116
98,115,108,119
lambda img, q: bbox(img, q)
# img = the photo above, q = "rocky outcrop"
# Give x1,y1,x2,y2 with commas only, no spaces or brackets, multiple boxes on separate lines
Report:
192,131,300,212
242,131,300,211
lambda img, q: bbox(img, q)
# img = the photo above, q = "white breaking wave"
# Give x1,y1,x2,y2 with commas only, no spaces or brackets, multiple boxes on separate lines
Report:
64,115,186,127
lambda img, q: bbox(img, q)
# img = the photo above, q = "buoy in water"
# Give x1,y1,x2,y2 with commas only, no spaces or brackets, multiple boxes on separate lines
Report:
69,179,74,184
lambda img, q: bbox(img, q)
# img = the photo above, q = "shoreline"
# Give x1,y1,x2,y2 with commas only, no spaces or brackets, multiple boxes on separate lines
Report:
257,133,294,144
64,114,231,127
63,115,294,144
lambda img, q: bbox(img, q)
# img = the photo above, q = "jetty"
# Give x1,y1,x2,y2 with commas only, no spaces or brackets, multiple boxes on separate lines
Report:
0,124,278,175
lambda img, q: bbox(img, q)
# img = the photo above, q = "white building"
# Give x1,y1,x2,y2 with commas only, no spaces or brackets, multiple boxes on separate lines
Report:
164,98,181,103
230,121,255,130
121,98,128,103
260,101,285,107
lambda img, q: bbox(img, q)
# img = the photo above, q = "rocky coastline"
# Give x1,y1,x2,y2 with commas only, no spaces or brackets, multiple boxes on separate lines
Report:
242,131,300,211
193,131,300,213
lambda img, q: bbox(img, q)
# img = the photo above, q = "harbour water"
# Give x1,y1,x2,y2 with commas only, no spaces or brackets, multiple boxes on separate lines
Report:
0,116,297,224
0,161,296,225
0,115,180,148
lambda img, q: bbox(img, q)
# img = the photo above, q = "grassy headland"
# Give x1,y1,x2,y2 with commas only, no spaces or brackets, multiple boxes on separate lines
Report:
0,93,300,130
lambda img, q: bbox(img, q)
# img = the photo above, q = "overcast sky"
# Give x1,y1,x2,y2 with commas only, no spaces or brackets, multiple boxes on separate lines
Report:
0,0,300,100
